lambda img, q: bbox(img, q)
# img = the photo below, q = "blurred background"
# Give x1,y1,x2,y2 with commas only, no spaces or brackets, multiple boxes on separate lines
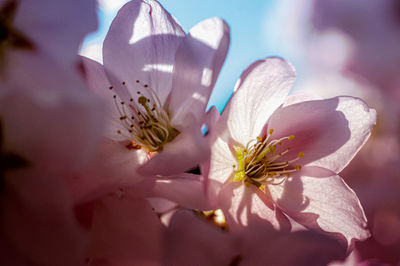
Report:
81,0,400,264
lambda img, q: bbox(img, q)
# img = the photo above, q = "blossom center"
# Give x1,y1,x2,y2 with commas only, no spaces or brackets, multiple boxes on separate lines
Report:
233,129,303,187
110,80,179,152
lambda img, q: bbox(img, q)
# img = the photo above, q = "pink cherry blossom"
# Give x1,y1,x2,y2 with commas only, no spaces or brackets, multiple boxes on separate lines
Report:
206,57,376,250
81,0,230,179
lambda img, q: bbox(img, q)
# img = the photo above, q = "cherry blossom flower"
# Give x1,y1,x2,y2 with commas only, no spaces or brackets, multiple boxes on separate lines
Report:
81,0,230,179
206,57,376,250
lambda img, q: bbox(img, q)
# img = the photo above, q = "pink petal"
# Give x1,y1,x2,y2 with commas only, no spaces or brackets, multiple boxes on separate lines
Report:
206,134,237,185
283,93,323,106
15,0,97,67
3,172,87,266
103,0,185,104
268,167,370,250
168,18,230,126
80,56,125,141
137,114,210,176
238,222,346,266
164,210,237,266
0,58,105,175
147,197,177,214
218,182,291,232
218,57,296,145
150,174,215,211
68,138,153,204
267,96,377,173
87,194,163,265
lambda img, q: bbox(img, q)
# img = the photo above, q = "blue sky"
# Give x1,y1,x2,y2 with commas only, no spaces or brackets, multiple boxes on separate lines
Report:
82,0,304,111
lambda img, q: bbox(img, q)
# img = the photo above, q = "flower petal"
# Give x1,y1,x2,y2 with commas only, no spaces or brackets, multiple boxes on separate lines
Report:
168,18,230,127
3,172,87,266
218,182,291,232
267,96,377,173
14,0,97,66
207,135,237,185
87,194,163,265
268,167,370,250
150,174,215,211
0,57,105,175
81,56,126,141
103,0,185,104
164,210,236,266
219,57,296,145
68,138,152,204
239,224,346,266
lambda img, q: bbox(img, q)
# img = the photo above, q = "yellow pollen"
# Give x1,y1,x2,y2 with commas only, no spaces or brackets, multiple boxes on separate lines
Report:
269,128,274,135
233,133,303,187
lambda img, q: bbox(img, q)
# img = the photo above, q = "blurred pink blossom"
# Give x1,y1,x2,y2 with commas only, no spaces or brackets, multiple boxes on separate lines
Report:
312,0,400,96
0,56,105,265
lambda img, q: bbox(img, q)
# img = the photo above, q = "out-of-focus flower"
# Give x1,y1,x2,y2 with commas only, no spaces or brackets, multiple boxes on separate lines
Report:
0,0,97,70
311,0,400,96
81,0,230,179
206,57,376,250
338,134,400,265
0,55,105,265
